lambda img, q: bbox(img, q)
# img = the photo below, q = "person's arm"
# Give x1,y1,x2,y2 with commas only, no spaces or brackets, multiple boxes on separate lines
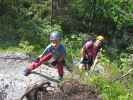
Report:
91,48,102,70
80,41,91,60
38,52,45,58
80,47,86,61
38,45,51,58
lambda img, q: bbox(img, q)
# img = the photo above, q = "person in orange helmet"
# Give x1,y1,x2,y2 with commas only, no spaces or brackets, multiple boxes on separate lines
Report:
79,35,104,71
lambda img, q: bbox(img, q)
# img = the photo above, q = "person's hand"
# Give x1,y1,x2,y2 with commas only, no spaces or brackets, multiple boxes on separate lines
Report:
80,57,84,63
23,68,31,76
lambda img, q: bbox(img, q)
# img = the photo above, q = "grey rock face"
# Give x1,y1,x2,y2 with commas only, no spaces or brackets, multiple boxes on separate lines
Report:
0,52,70,100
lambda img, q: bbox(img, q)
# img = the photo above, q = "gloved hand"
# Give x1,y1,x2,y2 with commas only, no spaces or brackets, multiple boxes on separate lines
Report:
51,60,58,66
23,68,31,76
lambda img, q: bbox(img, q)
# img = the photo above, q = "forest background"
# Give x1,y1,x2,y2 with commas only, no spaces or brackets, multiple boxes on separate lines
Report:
0,0,133,99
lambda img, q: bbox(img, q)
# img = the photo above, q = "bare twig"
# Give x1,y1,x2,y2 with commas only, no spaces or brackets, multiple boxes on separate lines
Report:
113,68,133,82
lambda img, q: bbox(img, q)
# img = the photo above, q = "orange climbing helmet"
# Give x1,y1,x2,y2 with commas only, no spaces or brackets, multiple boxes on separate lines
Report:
96,35,104,41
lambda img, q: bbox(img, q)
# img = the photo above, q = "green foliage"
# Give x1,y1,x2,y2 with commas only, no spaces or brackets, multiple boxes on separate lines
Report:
75,68,133,100
63,34,85,64
18,41,34,54
93,78,125,99
93,76,132,100
0,0,51,45
52,0,133,34
0,0,133,99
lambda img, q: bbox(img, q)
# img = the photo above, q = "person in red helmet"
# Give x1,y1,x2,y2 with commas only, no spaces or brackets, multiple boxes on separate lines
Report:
23,31,66,80
79,35,104,71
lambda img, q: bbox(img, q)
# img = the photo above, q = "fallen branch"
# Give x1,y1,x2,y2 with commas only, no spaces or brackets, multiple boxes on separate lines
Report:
113,68,133,82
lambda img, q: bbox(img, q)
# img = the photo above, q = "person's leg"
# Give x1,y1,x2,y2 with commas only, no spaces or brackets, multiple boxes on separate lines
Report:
87,64,92,70
79,58,89,70
28,52,53,70
79,63,86,70
87,58,93,70
56,61,64,80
